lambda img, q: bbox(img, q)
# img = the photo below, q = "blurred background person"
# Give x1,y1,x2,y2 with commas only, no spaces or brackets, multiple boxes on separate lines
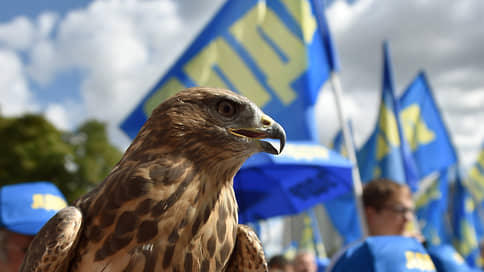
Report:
293,250,317,272
0,181,67,272
268,254,293,272
362,177,421,239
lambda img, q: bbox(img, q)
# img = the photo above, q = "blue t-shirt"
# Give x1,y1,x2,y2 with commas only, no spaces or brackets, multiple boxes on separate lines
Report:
328,236,436,272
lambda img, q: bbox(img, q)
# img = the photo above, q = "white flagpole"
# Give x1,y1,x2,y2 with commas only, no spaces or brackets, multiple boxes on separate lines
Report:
329,72,369,238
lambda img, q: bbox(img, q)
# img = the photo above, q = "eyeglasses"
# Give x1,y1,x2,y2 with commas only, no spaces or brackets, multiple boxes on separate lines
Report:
383,205,415,215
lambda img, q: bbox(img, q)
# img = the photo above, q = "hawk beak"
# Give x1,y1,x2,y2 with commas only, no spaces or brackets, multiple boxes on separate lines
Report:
228,114,286,155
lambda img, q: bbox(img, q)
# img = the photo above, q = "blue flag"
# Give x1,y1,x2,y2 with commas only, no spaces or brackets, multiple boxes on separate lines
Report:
322,193,362,245
323,125,362,246
399,72,457,178
330,120,354,158
450,172,481,268
466,143,484,205
427,244,480,272
357,41,419,191
415,170,452,246
234,141,353,223
299,210,327,259
120,0,339,142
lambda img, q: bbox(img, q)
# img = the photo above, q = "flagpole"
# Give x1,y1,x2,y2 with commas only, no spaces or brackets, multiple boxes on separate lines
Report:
329,72,369,238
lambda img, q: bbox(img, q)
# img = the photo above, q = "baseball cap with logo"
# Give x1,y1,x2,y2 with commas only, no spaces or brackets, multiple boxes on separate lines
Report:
0,181,67,235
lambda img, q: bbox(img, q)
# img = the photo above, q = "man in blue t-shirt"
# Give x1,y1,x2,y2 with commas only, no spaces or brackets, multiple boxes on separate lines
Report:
326,178,430,272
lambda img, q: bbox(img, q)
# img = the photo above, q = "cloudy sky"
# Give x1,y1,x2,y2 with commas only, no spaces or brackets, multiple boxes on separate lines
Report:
1,0,483,168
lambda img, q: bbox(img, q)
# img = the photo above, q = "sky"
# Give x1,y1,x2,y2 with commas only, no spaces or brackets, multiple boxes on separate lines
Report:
0,0,483,168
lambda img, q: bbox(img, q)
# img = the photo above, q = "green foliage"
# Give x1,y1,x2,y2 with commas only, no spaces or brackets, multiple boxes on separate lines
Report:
0,114,123,203
67,120,123,200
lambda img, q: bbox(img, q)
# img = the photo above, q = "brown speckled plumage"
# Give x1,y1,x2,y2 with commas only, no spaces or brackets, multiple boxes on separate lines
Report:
21,87,285,272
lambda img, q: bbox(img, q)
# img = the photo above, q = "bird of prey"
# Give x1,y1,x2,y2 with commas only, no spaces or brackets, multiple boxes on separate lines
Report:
21,87,286,272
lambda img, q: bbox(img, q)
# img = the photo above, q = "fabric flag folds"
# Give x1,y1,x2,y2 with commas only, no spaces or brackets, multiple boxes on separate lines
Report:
466,143,484,205
330,121,354,159
414,170,451,246
450,172,481,268
357,41,419,191
399,72,457,178
120,0,339,142
399,71,458,247
324,123,362,246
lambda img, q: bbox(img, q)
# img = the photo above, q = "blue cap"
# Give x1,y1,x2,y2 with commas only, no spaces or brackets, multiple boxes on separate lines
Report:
330,236,437,272
427,244,482,272
0,182,67,235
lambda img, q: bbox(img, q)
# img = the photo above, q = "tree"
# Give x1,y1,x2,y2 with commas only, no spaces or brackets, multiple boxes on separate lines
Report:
0,115,122,202
0,114,75,198
66,120,123,200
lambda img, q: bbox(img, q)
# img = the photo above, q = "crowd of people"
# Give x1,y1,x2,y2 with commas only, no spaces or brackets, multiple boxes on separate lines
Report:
1,178,483,271
267,177,483,272
268,251,320,272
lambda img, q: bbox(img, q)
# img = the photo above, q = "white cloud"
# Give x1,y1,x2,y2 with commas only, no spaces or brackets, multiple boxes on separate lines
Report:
0,50,37,115
1,0,483,168
44,103,70,130
27,39,58,85
321,0,484,167
0,16,34,50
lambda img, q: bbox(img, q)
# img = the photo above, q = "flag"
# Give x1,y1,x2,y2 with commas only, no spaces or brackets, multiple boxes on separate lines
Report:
357,41,419,191
322,193,362,245
415,170,452,246
299,210,327,259
450,171,481,268
322,123,362,246
466,143,484,205
120,0,339,142
330,120,354,158
399,72,457,178
399,72,457,247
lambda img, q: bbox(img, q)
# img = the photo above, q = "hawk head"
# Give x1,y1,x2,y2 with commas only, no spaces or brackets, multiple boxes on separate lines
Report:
127,87,286,171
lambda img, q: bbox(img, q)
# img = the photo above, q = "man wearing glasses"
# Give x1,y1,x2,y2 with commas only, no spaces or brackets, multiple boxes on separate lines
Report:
325,178,432,272
362,177,418,238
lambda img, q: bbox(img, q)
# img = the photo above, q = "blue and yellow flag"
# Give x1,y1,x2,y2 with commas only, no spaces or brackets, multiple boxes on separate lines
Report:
415,170,452,246
330,120,354,159
299,209,327,259
451,172,481,268
357,41,419,190
323,125,362,246
399,72,457,178
121,0,338,141
466,143,484,205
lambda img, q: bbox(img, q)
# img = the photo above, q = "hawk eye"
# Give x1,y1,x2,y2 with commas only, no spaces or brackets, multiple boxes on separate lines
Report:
216,100,236,117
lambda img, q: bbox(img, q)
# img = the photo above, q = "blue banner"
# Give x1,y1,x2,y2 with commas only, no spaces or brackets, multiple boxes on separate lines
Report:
357,41,419,191
322,192,362,245
466,143,484,205
451,173,481,268
330,120,354,159
415,170,452,246
399,72,457,178
427,244,481,272
234,141,353,223
120,0,338,142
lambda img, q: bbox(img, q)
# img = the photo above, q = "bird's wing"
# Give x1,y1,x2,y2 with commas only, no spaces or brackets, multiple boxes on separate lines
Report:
20,206,83,272
225,224,268,272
